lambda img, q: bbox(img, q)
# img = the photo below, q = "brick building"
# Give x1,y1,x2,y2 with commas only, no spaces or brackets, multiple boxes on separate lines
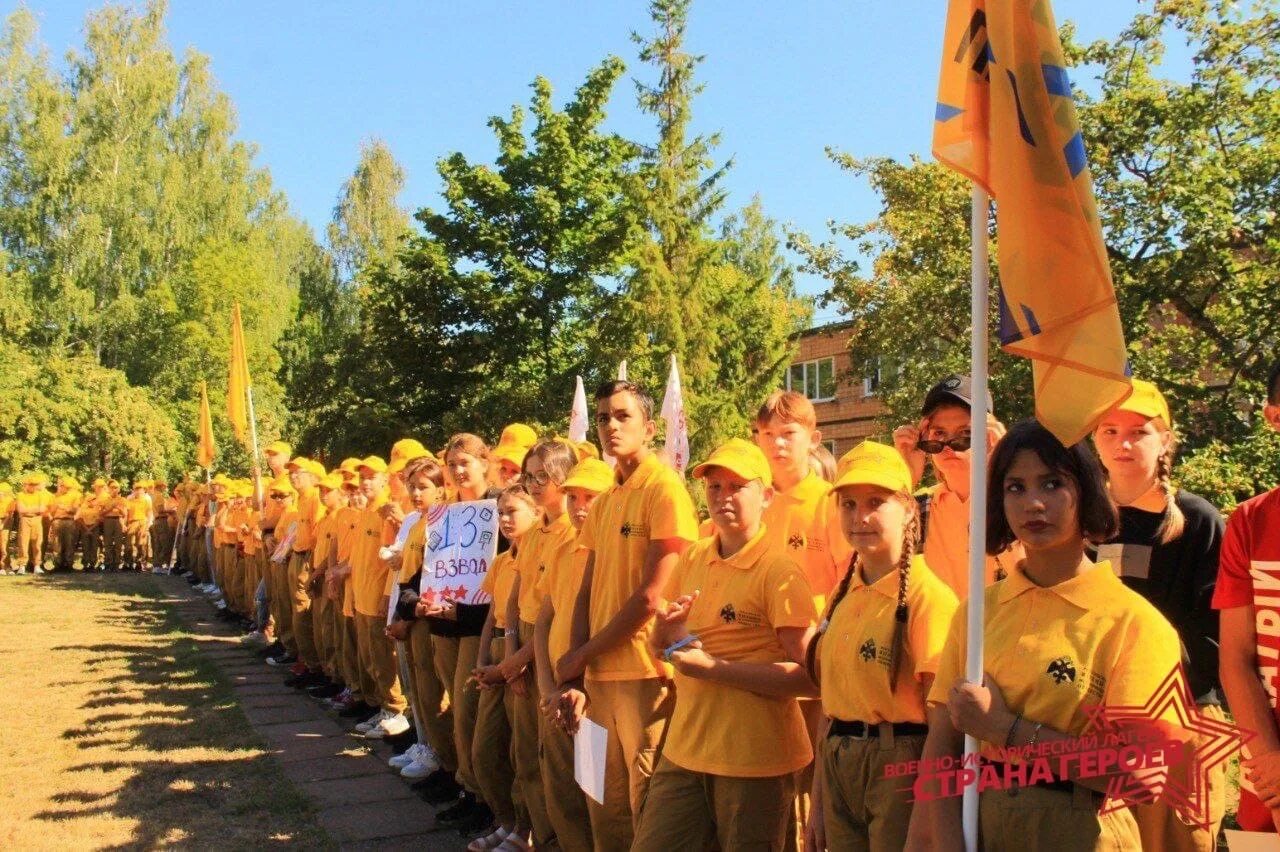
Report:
785,320,885,456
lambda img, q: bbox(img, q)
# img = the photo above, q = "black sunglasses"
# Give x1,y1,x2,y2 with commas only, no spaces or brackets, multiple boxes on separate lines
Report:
916,436,972,454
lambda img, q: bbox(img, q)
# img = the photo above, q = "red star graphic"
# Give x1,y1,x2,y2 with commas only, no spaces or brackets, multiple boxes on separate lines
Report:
454,584,468,600
1086,664,1245,831
422,586,438,604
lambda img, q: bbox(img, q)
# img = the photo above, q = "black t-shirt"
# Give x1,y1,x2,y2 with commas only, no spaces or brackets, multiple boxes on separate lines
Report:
1089,489,1224,703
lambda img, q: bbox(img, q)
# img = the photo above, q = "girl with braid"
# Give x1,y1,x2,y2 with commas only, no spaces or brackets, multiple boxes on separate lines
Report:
806,441,957,852
1092,379,1226,850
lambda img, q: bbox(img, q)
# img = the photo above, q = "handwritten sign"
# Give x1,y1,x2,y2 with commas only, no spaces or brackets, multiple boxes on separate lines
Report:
418,499,498,606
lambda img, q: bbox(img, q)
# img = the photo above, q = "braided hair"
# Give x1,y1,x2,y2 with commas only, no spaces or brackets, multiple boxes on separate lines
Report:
805,491,921,691
1154,448,1185,544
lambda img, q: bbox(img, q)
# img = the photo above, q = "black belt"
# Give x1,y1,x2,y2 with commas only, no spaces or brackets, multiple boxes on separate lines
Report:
491,628,506,638
263,528,276,534
829,719,928,739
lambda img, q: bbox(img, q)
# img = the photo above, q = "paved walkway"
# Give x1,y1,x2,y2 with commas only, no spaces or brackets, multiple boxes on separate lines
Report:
164,579,466,850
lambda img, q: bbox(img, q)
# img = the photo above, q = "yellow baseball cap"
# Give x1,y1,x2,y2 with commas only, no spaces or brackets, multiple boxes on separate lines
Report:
21,472,47,486
264,440,292,456
573,440,600,461
318,471,345,491
286,457,326,478
1116,379,1172,429
358,456,388,475
500,423,538,449
0,483,12,493
388,447,433,476
212,473,231,486
691,438,773,487
58,475,79,489
833,441,913,494
92,477,106,488
390,438,429,463
268,475,296,496
491,442,528,470
562,459,615,493
338,457,362,478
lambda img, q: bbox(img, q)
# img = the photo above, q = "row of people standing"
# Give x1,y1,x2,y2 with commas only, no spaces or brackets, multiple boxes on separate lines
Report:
0,475,180,574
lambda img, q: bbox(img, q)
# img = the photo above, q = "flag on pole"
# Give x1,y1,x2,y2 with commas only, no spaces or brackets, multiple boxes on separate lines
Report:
933,0,1131,444
617,360,628,382
569,376,590,443
197,381,216,469
227,303,251,447
659,355,689,476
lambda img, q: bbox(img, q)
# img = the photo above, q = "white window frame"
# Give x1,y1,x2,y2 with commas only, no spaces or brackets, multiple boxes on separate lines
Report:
863,358,884,398
785,357,837,403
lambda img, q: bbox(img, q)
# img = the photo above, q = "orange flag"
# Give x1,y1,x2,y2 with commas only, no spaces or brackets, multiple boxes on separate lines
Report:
197,380,216,469
227,303,251,446
933,0,1131,444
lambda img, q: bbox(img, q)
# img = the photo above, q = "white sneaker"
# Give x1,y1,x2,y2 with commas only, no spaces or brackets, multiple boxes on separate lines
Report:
355,710,386,734
33,566,45,575
400,751,440,779
365,712,410,739
467,826,511,852
388,746,416,769
493,832,532,852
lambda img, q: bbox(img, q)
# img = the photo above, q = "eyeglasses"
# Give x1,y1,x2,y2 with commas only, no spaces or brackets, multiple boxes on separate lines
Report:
524,471,553,486
916,435,972,455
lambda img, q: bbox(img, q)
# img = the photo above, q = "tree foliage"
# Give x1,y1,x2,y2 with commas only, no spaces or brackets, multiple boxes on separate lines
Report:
792,1,1279,509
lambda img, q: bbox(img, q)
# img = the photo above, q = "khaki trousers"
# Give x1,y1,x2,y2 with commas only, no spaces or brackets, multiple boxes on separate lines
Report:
632,757,795,852
50,518,77,569
583,677,674,851
219,545,240,610
311,588,335,678
472,637,518,827
433,633,481,794
512,621,556,846
101,518,124,570
540,705,593,852
355,612,406,714
820,731,926,852
287,550,318,669
0,528,9,570
1130,703,1228,852
405,623,456,772
80,522,100,569
269,554,296,655
16,515,43,569
979,784,1141,851
338,614,364,702
125,521,149,567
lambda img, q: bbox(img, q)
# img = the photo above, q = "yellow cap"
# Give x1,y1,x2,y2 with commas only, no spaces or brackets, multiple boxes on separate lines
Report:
573,440,600,461
833,441,913,494
500,423,538,450
268,475,296,496
286,457,326,478
92,478,106,488
390,438,429,463
1116,379,1172,430
133,479,150,490
562,459,615,493
58,475,79,489
0,483,12,493
691,438,773,487
491,442,528,470
151,479,167,489
338,457,362,478
318,471,345,491
264,440,292,457
388,448,433,476
212,473,231,486
358,456,388,475
21,472,47,486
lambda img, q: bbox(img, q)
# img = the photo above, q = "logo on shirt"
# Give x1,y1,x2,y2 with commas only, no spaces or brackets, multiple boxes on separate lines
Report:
787,533,805,550
718,602,764,627
619,521,649,539
859,638,877,662
1047,656,1078,685
720,603,737,623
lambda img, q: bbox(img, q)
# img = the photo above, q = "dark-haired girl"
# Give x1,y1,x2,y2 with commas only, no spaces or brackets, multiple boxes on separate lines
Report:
807,441,957,851
914,419,1181,851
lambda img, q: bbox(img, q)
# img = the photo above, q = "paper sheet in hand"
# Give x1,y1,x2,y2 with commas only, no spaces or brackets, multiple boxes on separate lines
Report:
574,718,608,805
1224,830,1280,852
417,500,498,606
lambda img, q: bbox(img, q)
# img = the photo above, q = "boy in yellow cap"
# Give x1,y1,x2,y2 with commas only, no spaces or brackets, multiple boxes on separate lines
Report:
283,458,329,688
0,483,15,574
298,471,348,691
149,480,176,572
264,475,299,661
123,480,153,571
77,479,108,571
631,438,818,851
47,477,82,572
15,474,51,574
491,424,538,487
100,480,128,571
559,381,699,848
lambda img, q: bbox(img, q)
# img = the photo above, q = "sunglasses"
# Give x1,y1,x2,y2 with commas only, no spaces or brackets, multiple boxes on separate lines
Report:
916,435,972,454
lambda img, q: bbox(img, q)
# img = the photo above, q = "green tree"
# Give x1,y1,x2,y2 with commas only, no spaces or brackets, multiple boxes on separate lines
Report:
792,2,1279,508
327,137,411,285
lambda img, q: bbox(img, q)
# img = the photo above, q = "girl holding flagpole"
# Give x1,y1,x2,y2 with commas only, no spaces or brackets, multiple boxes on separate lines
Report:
913,420,1180,851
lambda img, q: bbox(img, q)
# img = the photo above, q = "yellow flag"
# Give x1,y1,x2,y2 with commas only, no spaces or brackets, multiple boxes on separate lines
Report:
227,303,251,446
197,380,216,469
933,0,1131,444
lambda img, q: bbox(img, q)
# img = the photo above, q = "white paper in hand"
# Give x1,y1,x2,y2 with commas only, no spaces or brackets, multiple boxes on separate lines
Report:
574,717,608,805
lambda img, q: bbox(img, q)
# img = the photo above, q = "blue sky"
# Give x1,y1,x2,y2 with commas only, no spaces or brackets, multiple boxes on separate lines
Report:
27,1,1170,312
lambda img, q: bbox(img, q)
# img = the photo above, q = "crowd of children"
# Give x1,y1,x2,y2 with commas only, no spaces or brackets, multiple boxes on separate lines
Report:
5,362,1280,851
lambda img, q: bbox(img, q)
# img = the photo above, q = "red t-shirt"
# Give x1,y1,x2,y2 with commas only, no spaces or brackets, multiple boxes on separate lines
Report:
1211,486,1280,831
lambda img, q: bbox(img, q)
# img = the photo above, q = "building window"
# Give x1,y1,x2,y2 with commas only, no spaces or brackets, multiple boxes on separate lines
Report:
787,357,836,402
823,439,836,455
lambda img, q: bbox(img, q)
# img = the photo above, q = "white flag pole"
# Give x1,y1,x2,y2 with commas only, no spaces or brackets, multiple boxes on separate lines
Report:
962,184,990,852
569,375,589,443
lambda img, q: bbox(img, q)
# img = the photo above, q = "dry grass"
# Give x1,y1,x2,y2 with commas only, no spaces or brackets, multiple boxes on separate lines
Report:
0,572,332,850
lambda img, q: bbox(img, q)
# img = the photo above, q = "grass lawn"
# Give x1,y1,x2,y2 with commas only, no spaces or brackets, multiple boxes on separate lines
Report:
0,571,332,849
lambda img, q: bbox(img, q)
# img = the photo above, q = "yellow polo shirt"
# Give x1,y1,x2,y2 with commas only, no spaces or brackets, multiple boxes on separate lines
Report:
292,486,325,552
820,555,957,724
763,471,851,614
928,560,1181,759
313,510,339,571
15,491,50,516
578,453,699,681
659,527,817,777
0,493,15,524
125,495,150,527
514,511,574,624
240,508,262,555
923,483,1021,599
538,536,587,671
49,491,80,520
481,549,519,630
398,515,427,584
350,492,393,617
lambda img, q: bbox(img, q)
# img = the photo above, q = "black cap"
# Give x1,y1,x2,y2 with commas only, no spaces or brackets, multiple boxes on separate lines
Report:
921,374,992,416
